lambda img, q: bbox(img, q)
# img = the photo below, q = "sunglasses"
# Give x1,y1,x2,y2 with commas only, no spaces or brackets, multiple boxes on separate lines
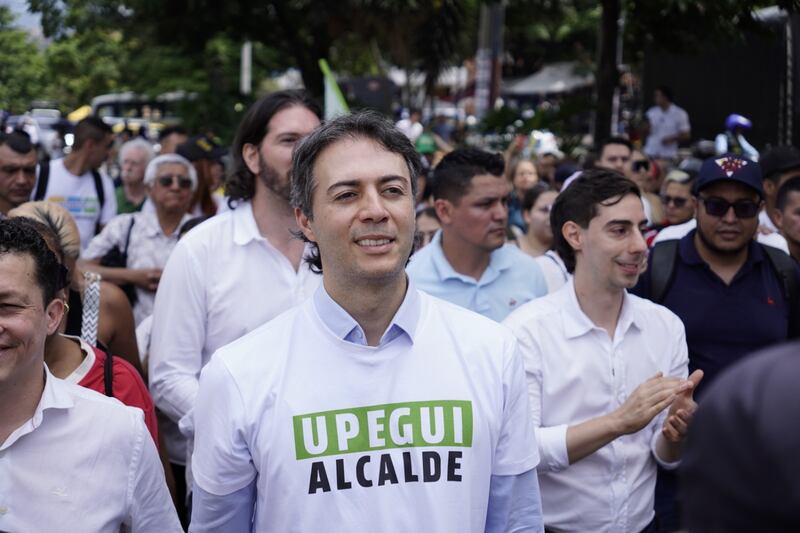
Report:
632,160,650,172
700,196,760,218
660,195,689,208
156,174,193,189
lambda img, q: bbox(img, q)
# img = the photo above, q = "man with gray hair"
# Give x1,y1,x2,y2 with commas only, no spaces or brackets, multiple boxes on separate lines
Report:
81,154,196,325
116,137,156,214
190,111,543,532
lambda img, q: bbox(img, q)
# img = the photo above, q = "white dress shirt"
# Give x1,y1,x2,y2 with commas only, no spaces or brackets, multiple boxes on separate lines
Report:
148,201,320,465
0,366,181,532
644,104,690,160
503,280,688,533
84,209,192,325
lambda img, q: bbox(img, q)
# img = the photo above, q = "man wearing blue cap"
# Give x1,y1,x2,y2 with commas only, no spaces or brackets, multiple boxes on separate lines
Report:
634,154,800,529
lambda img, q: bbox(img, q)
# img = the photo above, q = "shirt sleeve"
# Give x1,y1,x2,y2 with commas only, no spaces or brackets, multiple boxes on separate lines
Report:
99,174,118,225
678,109,691,133
84,214,127,259
484,471,544,533
127,410,183,532
113,354,160,446
192,354,257,496
189,482,256,533
493,336,540,476
148,239,207,426
650,312,689,469
503,315,570,472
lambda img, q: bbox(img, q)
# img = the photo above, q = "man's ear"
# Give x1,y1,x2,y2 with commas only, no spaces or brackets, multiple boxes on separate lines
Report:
242,143,261,176
562,221,582,253
433,198,453,225
295,207,317,243
773,207,784,231
45,298,66,336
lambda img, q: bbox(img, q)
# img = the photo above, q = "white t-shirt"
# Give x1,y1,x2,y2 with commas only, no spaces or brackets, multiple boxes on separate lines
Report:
0,366,181,532
40,158,117,252
192,289,538,532
644,104,690,160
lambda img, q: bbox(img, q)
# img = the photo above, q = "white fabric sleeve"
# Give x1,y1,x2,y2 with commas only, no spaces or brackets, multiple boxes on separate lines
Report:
189,482,256,533
493,336,540,476
651,313,689,470
83,214,128,259
99,173,118,224
192,355,257,496
678,109,691,133
484,471,544,533
503,317,570,473
148,239,207,425
126,409,183,532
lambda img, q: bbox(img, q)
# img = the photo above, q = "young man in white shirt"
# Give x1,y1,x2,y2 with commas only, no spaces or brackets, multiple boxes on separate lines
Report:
503,169,703,532
189,112,543,532
34,116,117,250
148,90,323,518
643,86,690,162
0,218,180,533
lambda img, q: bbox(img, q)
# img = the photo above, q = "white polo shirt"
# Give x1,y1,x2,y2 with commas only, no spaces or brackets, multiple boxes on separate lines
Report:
148,201,320,464
644,104,690,160
0,366,181,532
84,209,192,325
192,286,538,532
503,280,688,533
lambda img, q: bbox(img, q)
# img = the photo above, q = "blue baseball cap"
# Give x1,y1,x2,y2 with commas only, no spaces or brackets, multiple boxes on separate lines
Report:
694,155,764,198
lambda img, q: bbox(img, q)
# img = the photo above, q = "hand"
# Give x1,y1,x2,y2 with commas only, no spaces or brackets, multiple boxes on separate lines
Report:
661,136,677,146
662,369,703,443
130,268,162,291
613,373,686,435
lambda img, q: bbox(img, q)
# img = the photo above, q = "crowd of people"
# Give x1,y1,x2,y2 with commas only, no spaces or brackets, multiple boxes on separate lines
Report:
1,87,798,532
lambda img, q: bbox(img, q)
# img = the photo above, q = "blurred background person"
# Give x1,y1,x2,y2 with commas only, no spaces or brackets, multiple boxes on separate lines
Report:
516,185,557,258
176,134,226,216
81,154,196,326
415,206,440,248
116,137,155,214
0,129,37,217
158,125,188,155
506,158,539,232
775,176,800,263
628,149,665,226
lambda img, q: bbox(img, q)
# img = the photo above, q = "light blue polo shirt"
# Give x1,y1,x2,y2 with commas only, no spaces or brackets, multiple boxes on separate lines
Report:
406,230,548,322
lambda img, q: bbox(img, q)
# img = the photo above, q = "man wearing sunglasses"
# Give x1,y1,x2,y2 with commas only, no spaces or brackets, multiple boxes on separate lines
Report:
634,155,800,530
81,154,196,326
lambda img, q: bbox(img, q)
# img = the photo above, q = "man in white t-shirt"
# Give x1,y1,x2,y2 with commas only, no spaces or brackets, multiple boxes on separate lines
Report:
503,169,702,532
148,90,323,519
643,86,690,162
0,218,180,533
34,116,117,251
189,112,543,532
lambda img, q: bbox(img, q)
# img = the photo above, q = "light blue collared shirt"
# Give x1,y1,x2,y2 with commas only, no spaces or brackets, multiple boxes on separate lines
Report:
312,280,419,347
406,230,548,322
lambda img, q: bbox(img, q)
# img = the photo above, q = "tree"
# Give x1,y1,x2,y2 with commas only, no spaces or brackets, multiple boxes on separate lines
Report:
0,6,47,112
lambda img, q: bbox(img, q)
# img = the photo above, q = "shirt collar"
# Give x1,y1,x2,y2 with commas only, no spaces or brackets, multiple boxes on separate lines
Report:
429,230,513,284
232,201,262,246
680,228,765,267
312,279,420,346
138,210,192,238
560,278,641,339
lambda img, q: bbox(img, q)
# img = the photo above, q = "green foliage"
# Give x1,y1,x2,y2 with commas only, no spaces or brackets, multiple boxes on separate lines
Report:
0,7,47,112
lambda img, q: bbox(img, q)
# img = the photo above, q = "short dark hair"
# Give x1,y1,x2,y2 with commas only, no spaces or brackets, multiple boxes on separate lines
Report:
291,110,422,273
551,169,641,273
521,183,553,212
0,129,35,154
432,148,505,203
0,218,64,305
227,90,322,204
159,125,188,141
655,85,674,102
73,116,112,150
598,136,633,158
777,175,800,211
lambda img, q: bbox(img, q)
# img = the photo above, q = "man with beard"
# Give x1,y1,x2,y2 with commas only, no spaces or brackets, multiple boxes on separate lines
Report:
634,155,800,530
148,90,322,523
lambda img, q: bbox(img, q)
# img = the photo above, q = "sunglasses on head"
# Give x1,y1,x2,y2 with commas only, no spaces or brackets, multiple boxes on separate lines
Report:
700,196,760,218
157,174,193,189
632,160,650,172
660,195,689,208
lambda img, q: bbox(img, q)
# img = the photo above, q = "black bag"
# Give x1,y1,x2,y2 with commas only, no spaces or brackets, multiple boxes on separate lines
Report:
100,217,137,305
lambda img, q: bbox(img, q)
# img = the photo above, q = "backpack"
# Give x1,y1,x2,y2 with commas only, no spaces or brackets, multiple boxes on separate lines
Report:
34,160,106,234
649,239,800,339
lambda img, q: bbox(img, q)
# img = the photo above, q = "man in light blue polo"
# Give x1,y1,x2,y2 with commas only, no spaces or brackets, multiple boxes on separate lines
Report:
407,148,547,321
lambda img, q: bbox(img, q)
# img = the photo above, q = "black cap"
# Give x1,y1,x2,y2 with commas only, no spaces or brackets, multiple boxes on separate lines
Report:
759,145,800,181
176,134,226,162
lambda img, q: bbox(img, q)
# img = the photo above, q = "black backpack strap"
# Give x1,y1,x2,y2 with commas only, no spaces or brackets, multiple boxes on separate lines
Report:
34,160,50,200
123,216,135,257
92,169,106,235
103,348,114,397
762,244,800,339
649,239,680,304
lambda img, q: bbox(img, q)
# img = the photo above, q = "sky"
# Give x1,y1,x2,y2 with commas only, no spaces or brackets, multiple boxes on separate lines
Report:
3,0,42,35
